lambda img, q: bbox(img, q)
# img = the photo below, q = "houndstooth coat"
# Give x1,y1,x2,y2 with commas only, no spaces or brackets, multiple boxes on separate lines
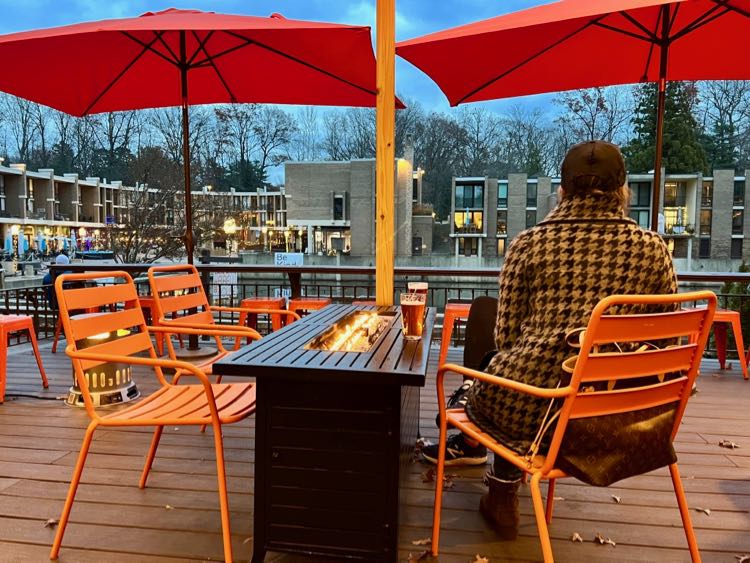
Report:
465,192,678,455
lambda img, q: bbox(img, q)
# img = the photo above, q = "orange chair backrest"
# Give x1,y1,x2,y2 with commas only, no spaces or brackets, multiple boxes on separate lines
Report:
147,264,213,327
55,271,163,416
544,291,716,468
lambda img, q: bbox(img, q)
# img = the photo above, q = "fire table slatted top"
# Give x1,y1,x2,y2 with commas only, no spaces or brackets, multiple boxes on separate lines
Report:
214,304,436,386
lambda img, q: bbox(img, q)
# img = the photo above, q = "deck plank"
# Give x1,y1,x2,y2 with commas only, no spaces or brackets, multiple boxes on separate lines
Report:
0,342,749,562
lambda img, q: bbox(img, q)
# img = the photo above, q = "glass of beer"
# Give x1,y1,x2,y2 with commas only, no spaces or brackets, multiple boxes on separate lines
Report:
408,282,428,296
401,292,426,340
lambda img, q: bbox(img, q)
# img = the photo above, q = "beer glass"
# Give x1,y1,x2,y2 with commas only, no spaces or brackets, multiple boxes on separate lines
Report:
407,282,428,296
401,292,426,340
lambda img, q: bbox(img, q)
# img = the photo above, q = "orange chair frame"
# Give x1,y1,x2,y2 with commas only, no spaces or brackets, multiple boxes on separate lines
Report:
49,271,258,563
146,264,299,370
432,291,717,563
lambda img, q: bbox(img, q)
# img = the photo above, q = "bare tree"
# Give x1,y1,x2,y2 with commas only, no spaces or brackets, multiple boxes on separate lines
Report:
498,106,558,176
553,86,633,144
697,80,750,169
456,106,502,175
290,106,322,161
2,94,36,162
253,106,296,172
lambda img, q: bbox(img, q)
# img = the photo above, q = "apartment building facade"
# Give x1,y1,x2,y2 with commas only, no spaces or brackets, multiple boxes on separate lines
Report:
451,169,749,271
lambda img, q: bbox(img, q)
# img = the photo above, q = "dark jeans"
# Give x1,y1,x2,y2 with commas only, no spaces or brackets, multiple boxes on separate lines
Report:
493,455,523,481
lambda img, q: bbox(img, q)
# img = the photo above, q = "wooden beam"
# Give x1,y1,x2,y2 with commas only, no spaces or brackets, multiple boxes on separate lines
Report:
375,0,395,306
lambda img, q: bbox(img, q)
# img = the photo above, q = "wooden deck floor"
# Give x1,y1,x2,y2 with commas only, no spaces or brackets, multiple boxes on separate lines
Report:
0,339,748,562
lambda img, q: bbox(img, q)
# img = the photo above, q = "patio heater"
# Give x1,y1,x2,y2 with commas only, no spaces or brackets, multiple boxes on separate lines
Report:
65,321,139,408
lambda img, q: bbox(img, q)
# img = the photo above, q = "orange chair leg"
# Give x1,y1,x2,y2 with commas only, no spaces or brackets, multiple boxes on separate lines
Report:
430,419,449,556
438,312,455,367
50,423,96,560
545,478,556,524
714,323,728,369
139,426,164,489
669,463,701,562
529,472,554,563
729,317,749,380
212,420,234,563
27,326,49,388
52,317,62,354
0,329,7,403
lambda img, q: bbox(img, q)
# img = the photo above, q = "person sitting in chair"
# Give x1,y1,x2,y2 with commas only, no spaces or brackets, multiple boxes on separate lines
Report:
422,140,678,540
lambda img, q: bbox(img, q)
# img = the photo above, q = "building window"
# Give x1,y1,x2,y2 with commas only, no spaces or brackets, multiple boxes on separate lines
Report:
454,210,483,233
735,180,745,206
698,238,711,258
525,210,537,229
701,181,713,207
699,209,712,236
498,183,508,208
732,210,744,235
497,210,507,235
731,238,744,259
458,237,479,257
664,181,687,207
629,210,649,229
412,236,422,256
497,238,506,257
412,178,419,203
333,194,344,221
526,183,537,207
455,183,484,209
630,182,651,207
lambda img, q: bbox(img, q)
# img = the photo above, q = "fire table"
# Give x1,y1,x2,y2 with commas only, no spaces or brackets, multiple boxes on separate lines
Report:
214,304,435,562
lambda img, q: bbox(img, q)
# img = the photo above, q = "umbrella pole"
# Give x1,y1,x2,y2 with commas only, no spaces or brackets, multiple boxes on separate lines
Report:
180,32,195,265
375,0,395,306
650,6,670,233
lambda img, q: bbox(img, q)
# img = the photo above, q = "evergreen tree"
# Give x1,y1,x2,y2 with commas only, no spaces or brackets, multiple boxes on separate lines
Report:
623,82,707,174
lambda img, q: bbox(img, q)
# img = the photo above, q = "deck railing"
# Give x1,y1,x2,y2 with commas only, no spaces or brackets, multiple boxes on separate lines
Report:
0,264,740,357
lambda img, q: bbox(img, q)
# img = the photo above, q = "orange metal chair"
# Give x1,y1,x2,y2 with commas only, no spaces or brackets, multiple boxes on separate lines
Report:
146,265,299,376
0,314,48,402
288,296,332,316
432,291,717,563
438,301,473,367
711,309,749,380
49,271,256,563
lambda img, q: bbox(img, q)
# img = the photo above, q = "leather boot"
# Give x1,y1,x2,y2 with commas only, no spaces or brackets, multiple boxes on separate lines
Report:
479,472,520,540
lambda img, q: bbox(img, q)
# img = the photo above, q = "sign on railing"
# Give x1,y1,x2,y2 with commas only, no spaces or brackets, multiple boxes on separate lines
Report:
211,271,238,301
274,252,304,266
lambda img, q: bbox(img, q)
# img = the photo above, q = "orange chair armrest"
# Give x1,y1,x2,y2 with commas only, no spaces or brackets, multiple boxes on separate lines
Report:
437,364,573,399
66,344,211,386
149,322,261,340
213,305,301,321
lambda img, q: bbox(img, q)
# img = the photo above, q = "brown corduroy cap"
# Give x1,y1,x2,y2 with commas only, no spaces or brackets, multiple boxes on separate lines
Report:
561,140,626,193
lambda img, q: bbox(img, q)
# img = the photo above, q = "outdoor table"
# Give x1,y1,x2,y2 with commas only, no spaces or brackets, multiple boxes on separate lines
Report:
214,304,435,562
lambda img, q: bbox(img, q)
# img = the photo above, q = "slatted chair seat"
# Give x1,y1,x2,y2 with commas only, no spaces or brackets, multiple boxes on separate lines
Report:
101,383,256,425
49,271,256,563
431,291,717,563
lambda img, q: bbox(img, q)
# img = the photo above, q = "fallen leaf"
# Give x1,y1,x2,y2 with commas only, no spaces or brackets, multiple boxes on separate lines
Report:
570,532,583,543
611,495,622,504
411,538,431,546
242,538,251,545
473,556,489,563
735,555,750,563
421,468,435,483
553,496,565,501
43,518,58,528
605,538,617,547
407,550,430,561
719,440,741,449
694,507,711,516
594,533,606,545
165,505,174,510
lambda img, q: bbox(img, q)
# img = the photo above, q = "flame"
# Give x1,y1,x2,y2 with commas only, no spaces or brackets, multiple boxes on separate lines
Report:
328,312,381,352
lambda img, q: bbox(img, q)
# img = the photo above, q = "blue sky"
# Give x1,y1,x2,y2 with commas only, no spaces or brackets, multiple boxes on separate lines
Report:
0,0,554,113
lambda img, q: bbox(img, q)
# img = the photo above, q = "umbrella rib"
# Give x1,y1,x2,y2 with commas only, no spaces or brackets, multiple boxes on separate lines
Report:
186,30,215,67
671,4,731,42
618,11,660,41
708,0,750,24
121,31,179,68
190,30,237,103
82,32,166,116
592,21,655,43
456,16,604,105
222,30,377,96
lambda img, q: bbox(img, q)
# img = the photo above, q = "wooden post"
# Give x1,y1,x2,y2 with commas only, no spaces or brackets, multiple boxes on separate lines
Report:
375,0,395,306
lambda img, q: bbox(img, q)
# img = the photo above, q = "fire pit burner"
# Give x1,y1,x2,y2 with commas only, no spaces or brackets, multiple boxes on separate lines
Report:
305,310,392,352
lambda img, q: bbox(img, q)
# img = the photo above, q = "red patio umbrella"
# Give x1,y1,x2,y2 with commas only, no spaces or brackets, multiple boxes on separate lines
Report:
0,8,388,261
397,0,750,231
